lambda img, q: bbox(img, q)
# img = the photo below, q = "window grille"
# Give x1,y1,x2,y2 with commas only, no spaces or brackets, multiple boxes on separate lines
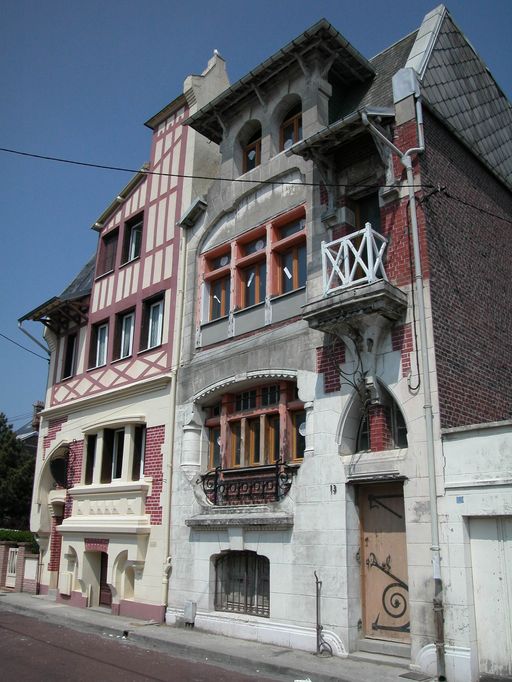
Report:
215,551,269,617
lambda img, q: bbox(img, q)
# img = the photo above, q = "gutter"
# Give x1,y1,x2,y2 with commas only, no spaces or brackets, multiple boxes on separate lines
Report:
362,68,445,682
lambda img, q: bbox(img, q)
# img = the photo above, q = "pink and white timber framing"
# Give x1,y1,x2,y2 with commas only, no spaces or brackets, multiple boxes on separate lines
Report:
50,105,190,407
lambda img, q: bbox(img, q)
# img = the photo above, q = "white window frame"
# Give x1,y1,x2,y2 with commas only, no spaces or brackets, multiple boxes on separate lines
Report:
127,219,142,262
95,323,108,367
111,428,124,480
120,312,135,358
148,300,163,349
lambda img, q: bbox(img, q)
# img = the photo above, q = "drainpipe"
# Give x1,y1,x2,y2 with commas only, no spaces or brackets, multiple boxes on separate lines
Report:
362,68,445,681
18,320,51,356
160,222,188,614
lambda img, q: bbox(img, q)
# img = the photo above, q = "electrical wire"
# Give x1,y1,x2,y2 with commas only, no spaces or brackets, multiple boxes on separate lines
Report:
3,146,509,224
0,331,49,361
0,145,434,191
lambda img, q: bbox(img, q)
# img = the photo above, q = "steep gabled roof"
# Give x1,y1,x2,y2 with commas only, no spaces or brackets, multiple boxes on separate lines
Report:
407,4,512,188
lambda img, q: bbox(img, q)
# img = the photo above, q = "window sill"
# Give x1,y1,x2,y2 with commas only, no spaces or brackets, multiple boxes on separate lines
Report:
233,301,265,315
94,268,115,281
119,256,140,269
201,315,229,328
87,362,107,372
70,480,151,497
137,343,163,356
270,285,306,302
111,355,132,365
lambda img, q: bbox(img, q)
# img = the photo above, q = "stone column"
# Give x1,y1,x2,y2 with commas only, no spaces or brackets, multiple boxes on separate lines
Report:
121,425,135,481
14,543,29,592
92,431,104,484
0,541,14,587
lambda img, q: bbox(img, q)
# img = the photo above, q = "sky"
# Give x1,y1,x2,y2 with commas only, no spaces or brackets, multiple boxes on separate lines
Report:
1,0,511,430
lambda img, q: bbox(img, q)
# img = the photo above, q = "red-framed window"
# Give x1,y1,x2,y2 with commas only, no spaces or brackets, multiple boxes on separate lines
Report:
204,382,305,469
201,208,306,323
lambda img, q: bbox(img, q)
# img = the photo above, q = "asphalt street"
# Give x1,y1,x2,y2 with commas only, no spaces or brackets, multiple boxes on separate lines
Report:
0,611,280,682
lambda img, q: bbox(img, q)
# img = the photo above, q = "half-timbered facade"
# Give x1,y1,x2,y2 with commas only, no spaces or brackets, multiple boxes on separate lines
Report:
22,53,229,621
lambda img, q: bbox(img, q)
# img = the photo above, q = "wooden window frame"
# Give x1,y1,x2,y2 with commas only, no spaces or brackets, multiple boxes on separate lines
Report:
97,229,118,276
243,136,261,174
200,208,306,325
211,382,303,469
209,275,231,320
280,110,302,151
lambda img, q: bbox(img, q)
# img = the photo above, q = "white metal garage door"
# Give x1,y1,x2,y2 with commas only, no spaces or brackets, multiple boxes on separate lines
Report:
469,516,512,679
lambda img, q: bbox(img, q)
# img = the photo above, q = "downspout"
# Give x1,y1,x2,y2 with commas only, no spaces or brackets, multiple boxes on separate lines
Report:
18,320,51,356
362,69,445,682
160,223,188,614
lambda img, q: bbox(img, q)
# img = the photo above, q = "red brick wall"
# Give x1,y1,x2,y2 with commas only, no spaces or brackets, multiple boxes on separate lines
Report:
48,516,63,572
392,323,414,378
43,416,68,458
84,538,109,552
420,111,512,428
317,340,345,393
144,425,165,525
64,439,83,518
369,405,393,452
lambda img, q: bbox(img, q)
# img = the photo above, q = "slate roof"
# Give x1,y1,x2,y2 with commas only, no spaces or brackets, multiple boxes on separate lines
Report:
59,254,96,301
419,10,512,188
19,255,95,326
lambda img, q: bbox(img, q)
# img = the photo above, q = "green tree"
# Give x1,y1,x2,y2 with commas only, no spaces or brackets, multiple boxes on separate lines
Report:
0,412,35,529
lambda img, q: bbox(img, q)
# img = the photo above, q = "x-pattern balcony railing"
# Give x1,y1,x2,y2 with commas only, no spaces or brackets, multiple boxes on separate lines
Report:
322,223,388,296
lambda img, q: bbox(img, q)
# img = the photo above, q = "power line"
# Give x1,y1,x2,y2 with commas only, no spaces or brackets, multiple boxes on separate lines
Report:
0,332,49,362
0,145,432,191
2,146,509,222
442,190,512,225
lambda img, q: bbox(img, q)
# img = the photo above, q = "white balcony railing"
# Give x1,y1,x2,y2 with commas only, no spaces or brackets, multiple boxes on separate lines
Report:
322,222,388,296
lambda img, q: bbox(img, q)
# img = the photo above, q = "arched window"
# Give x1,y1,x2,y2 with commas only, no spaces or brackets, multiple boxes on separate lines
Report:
215,551,269,617
356,398,407,453
243,128,262,173
280,103,302,150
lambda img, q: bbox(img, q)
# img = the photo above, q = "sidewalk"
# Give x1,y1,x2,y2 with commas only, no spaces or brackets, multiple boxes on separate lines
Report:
0,591,431,682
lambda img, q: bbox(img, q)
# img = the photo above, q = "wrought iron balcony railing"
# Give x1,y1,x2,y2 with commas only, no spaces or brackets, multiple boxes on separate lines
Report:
200,459,297,506
322,222,388,296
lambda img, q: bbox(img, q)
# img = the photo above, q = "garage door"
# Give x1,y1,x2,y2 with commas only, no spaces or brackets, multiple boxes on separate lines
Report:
469,517,512,679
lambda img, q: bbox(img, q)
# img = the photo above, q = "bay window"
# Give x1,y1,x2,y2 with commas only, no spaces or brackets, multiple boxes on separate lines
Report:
83,424,147,485
205,382,305,470
201,210,306,326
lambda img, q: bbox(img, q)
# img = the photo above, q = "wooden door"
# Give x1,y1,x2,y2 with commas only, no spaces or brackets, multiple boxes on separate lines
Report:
360,482,410,642
99,552,112,607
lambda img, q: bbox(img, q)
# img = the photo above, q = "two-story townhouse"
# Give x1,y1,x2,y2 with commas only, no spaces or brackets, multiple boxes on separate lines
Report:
168,7,511,682
20,53,229,621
